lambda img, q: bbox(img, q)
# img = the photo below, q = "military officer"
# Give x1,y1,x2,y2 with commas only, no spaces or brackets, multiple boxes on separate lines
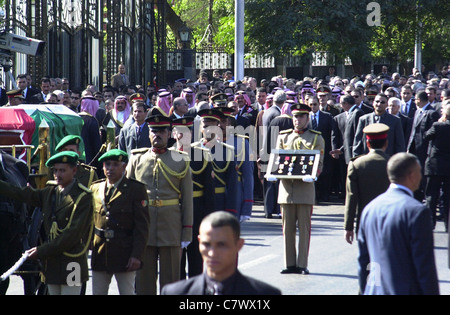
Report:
217,107,254,222
0,151,94,295
172,117,215,278
192,108,238,215
54,135,98,187
344,124,390,245
276,103,325,275
127,115,193,295
90,149,150,295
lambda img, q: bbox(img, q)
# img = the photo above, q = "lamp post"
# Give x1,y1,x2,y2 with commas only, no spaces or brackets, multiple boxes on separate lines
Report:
178,25,194,81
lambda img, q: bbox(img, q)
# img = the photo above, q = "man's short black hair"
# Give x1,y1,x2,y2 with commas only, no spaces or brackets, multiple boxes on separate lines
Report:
201,211,241,240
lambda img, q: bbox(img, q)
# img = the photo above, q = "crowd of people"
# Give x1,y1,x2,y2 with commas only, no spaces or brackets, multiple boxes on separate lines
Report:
1,62,450,295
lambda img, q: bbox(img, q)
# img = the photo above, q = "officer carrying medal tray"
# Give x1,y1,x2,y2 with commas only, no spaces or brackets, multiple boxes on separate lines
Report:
265,150,321,179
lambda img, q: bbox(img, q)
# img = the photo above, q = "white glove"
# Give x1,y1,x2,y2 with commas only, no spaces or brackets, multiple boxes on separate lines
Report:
302,175,316,183
240,215,251,222
266,175,278,182
181,241,191,249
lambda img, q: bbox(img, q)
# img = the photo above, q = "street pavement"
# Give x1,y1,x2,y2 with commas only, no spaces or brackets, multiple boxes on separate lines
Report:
5,200,450,295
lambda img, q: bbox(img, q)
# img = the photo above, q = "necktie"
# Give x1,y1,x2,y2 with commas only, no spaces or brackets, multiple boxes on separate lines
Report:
105,185,114,203
312,114,318,130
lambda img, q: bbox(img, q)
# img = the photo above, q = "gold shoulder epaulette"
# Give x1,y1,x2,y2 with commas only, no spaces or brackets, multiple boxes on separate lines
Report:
310,129,322,135
280,129,293,135
91,178,106,185
131,148,149,155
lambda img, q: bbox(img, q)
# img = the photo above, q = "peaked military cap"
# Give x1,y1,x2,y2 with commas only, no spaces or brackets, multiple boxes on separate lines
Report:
129,93,146,103
290,103,311,115
55,135,82,152
7,89,24,99
146,115,172,129
211,93,228,106
216,107,235,118
98,149,129,163
316,85,331,95
197,108,224,121
46,151,79,167
172,117,194,128
363,123,390,140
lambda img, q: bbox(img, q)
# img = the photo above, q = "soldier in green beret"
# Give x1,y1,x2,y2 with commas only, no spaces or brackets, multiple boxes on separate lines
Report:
0,151,94,295
54,135,98,187
90,149,150,295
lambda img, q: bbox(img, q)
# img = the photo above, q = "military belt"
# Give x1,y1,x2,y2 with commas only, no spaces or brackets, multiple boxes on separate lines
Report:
149,198,180,207
193,191,204,198
95,227,132,240
215,187,226,194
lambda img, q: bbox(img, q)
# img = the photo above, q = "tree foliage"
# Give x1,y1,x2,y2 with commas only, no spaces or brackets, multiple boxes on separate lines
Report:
169,0,450,72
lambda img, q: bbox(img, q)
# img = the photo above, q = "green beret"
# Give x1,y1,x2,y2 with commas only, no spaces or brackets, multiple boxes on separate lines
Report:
98,149,129,163
46,151,79,167
55,135,82,152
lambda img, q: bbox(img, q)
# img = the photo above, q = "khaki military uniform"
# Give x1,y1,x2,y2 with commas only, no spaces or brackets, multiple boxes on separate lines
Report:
90,177,150,273
277,128,325,270
0,179,93,285
126,147,193,295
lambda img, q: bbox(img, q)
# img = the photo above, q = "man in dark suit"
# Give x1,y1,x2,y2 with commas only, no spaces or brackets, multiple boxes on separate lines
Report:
388,97,412,145
401,84,416,119
424,104,450,230
110,64,130,91
16,74,39,104
358,153,439,295
407,91,440,201
118,102,151,156
161,211,281,295
351,87,374,115
353,93,405,158
259,90,285,218
308,95,335,201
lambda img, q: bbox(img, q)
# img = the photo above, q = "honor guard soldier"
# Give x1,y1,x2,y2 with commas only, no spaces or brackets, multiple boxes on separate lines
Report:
173,117,215,278
193,108,238,216
90,149,150,295
127,114,193,295
54,135,98,187
344,123,390,245
277,103,325,275
217,107,254,222
0,151,94,295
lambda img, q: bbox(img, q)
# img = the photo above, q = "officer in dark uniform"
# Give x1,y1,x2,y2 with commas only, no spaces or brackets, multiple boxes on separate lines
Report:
217,107,254,222
172,117,215,278
192,108,238,216
90,149,150,295
0,151,94,295
54,135,98,187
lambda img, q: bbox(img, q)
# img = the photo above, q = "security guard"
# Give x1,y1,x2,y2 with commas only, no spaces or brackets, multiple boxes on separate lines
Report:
192,108,238,215
217,107,254,222
344,123,390,244
54,135,98,187
172,117,215,278
127,114,193,295
0,151,94,295
90,149,150,295
277,103,325,275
